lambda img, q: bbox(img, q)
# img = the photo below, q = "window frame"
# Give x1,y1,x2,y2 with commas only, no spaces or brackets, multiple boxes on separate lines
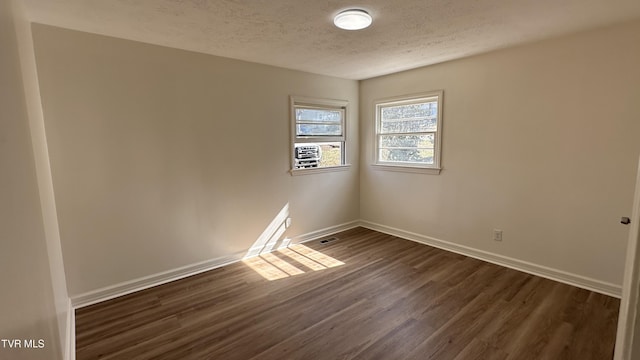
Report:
373,91,443,174
290,96,350,175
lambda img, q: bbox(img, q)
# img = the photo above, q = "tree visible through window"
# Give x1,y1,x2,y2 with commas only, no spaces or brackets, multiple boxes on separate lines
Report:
375,91,443,171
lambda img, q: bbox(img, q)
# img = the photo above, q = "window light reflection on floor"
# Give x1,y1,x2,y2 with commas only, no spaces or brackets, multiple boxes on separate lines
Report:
291,244,345,268
260,253,305,276
242,244,345,281
243,256,290,280
278,247,327,271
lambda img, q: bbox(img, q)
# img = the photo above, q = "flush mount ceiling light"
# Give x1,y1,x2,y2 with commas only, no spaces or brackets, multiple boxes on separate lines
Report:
333,9,372,30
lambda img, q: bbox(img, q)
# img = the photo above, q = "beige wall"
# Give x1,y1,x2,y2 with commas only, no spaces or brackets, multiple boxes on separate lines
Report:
0,2,61,360
32,24,360,296
360,20,640,286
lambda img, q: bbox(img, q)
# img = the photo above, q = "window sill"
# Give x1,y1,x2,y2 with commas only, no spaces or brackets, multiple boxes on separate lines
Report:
290,164,352,176
371,164,441,175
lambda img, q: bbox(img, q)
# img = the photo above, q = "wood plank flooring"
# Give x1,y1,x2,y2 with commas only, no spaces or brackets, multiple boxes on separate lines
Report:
75,227,620,359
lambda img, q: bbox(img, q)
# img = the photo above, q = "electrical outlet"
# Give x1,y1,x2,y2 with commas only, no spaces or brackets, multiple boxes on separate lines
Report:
493,229,503,242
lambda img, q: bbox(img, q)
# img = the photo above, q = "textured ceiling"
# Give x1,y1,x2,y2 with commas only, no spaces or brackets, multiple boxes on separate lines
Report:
21,0,640,80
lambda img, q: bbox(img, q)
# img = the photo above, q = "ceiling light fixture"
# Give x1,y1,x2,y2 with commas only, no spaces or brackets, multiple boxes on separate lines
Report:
333,9,372,30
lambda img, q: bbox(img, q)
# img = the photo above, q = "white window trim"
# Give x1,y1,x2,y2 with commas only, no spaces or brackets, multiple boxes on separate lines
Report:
373,91,443,174
371,163,441,175
290,96,350,175
290,164,351,176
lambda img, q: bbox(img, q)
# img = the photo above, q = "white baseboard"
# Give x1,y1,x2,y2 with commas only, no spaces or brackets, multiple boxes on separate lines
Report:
71,251,246,309
360,220,622,298
71,220,361,309
292,220,361,244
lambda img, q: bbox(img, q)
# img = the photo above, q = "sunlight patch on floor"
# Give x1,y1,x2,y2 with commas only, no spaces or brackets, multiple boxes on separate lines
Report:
290,244,345,268
260,253,305,276
243,256,290,280
278,247,327,271
243,243,345,281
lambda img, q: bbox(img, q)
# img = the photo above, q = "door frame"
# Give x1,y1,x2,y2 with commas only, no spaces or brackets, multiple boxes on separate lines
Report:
614,157,640,360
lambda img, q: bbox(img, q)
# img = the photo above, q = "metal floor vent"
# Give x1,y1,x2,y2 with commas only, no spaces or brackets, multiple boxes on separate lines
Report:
319,236,339,244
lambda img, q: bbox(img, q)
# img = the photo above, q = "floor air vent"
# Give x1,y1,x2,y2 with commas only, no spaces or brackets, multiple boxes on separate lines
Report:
320,236,339,244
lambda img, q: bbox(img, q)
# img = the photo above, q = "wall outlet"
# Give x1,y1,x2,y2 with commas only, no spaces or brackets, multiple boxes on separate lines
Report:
493,229,503,241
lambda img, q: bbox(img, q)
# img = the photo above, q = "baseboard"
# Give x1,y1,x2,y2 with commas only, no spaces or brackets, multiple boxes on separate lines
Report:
292,220,361,244
71,251,246,309
71,220,361,309
360,220,622,298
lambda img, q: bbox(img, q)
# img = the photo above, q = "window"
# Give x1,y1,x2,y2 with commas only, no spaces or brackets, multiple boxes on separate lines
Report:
375,91,443,173
291,96,348,173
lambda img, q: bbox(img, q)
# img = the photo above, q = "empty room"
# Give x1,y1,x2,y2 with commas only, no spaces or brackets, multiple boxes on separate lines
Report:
2,0,640,359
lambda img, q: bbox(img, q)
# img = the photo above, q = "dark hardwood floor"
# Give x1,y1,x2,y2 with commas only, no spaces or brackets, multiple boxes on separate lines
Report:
75,227,620,359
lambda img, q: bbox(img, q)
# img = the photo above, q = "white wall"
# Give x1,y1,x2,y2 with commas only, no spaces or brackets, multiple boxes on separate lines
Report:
360,20,640,287
31,24,360,296
0,2,62,359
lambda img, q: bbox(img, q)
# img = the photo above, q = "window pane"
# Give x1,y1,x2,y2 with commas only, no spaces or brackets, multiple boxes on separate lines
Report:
381,102,437,120
296,108,342,123
379,134,434,148
380,118,437,133
379,148,434,164
319,142,342,167
294,142,343,169
296,124,342,136
380,101,437,133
